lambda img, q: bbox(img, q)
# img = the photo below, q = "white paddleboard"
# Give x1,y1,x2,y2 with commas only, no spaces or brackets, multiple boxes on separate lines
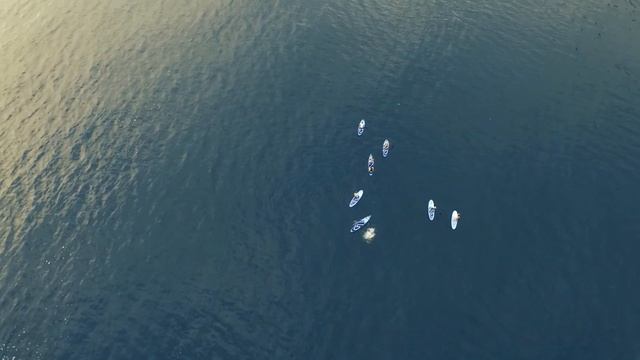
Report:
451,210,460,230
428,200,436,221
368,154,374,176
357,119,365,136
382,139,390,157
349,190,364,208
351,215,371,232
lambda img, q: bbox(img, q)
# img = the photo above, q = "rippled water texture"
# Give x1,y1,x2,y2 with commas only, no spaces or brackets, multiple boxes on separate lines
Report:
1,0,640,358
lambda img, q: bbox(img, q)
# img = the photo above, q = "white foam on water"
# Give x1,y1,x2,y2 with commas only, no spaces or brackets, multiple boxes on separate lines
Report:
363,227,376,243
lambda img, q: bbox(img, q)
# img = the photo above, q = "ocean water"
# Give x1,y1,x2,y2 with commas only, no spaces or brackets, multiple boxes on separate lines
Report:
1,0,640,358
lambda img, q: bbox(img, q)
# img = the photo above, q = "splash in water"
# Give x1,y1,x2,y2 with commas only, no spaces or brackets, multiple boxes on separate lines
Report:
363,227,376,243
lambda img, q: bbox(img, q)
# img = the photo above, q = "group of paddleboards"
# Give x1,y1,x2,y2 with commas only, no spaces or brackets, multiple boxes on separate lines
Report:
358,120,389,177
428,199,462,230
350,119,461,233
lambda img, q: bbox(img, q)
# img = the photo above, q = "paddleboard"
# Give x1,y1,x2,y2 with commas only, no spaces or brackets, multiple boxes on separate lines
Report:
357,119,365,136
382,139,390,157
351,215,371,232
451,210,460,230
368,154,374,176
349,190,364,208
428,200,436,221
